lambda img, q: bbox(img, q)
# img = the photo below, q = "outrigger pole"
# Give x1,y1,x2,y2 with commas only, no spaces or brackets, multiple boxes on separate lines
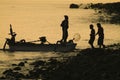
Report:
3,40,7,51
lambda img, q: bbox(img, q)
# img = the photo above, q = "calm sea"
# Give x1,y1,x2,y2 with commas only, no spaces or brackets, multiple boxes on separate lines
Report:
0,0,120,74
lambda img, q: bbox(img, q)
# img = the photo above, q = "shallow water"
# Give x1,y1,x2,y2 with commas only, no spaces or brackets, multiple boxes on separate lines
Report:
0,0,120,75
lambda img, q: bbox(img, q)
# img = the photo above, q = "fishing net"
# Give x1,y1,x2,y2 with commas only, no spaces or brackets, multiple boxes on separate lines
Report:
73,33,81,42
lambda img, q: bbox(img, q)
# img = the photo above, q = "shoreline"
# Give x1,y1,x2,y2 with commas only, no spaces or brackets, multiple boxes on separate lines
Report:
0,43,120,80
70,2,120,24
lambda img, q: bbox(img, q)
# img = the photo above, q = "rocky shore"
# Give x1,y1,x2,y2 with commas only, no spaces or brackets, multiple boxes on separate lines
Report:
0,43,120,80
70,2,120,24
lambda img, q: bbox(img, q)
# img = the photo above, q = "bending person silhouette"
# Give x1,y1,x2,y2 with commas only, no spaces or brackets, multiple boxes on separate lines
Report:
88,24,95,48
96,23,105,48
60,15,69,43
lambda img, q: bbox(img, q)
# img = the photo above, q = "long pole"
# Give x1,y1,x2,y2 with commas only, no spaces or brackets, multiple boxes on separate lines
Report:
10,24,13,36
3,40,7,51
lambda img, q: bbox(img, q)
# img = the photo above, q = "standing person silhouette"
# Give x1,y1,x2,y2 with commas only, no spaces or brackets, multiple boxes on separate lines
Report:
88,24,95,48
60,15,69,43
96,23,105,48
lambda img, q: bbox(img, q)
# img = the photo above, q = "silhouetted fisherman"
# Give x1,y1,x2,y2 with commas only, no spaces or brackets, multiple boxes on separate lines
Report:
10,33,16,43
60,15,69,43
3,24,16,50
88,24,95,48
96,23,105,48
9,24,17,44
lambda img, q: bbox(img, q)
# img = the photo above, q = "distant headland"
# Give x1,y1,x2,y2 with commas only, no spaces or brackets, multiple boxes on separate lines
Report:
70,2,120,24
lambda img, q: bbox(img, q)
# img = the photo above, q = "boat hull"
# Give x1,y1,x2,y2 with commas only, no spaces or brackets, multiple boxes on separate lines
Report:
7,42,77,52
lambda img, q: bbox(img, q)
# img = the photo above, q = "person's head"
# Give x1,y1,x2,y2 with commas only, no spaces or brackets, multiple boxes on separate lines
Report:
97,23,101,28
90,24,94,29
64,15,68,20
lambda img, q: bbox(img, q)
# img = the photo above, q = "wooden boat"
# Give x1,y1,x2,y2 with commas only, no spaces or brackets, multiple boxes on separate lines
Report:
4,39,76,52
3,24,77,52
